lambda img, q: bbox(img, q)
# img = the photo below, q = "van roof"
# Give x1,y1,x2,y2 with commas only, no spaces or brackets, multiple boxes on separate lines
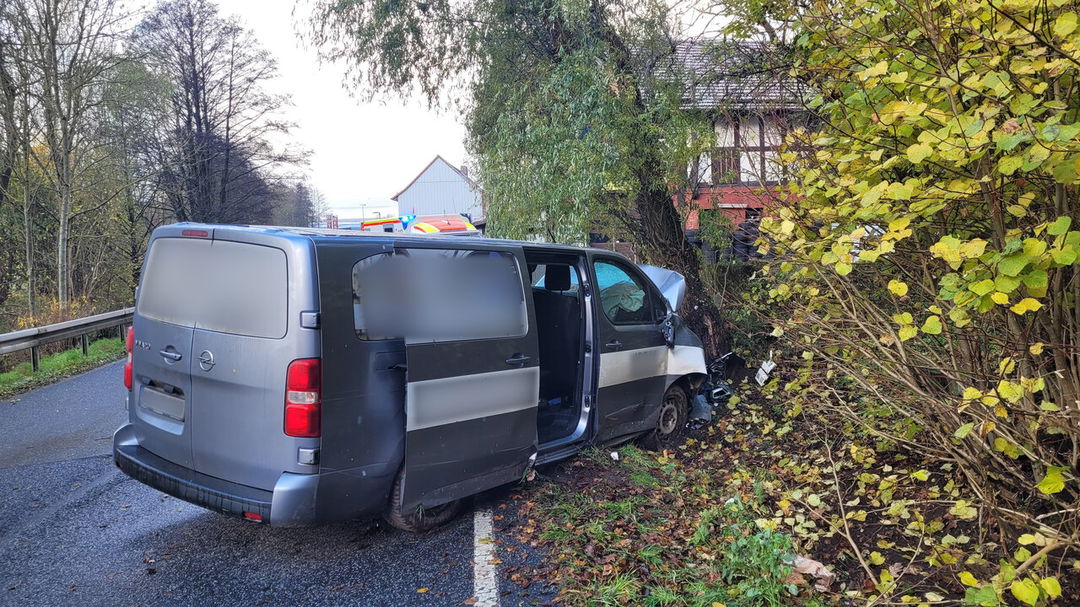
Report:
165,222,612,255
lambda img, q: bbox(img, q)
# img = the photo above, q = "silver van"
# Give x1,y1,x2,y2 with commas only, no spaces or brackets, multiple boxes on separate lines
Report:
113,223,707,531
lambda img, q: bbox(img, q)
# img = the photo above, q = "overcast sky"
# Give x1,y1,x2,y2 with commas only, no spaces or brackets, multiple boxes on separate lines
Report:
213,0,468,212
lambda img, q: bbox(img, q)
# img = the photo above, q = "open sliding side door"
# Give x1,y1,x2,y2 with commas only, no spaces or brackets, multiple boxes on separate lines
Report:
400,242,540,509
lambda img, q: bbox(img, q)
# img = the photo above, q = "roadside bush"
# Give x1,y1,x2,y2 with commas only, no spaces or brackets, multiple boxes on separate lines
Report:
752,0,1080,599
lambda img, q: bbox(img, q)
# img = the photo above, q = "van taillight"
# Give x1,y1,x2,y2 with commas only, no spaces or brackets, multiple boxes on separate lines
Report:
284,358,321,437
123,327,134,391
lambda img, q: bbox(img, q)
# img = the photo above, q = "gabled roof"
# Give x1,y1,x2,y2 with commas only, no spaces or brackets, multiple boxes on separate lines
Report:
673,40,807,111
391,155,480,201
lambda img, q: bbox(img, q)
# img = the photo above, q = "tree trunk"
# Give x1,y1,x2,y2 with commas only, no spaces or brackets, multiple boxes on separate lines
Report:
23,178,33,318
633,177,725,355
56,193,69,305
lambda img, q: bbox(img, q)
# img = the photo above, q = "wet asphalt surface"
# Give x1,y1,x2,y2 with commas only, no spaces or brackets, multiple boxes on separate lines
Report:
0,361,558,607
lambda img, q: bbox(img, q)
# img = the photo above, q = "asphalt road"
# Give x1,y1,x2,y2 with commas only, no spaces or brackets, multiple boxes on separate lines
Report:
0,361,556,607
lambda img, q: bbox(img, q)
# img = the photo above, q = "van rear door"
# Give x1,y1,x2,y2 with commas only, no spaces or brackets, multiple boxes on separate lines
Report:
132,229,317,493
187,239,294,490
130,236,206,469
398,243,539,509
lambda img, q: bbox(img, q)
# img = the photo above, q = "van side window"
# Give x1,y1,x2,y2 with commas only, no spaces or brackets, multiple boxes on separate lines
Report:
352,253,394,340
530,264,580,293
352,249,528,341
594,260,655,325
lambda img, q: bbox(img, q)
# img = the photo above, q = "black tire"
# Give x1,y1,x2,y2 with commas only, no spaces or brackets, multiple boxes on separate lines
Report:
639,384,690,451
383,468,466,533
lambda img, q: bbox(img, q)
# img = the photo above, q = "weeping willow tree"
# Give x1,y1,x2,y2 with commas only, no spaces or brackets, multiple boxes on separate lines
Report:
307,0,723,351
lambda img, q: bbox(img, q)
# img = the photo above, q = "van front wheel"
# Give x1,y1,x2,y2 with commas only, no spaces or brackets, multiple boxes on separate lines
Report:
640,384,689,451
384,469,466,533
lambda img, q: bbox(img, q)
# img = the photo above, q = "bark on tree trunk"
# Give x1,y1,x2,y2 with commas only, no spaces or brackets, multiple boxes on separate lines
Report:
632,182,725,356
23,180,33,318
56,195,69,305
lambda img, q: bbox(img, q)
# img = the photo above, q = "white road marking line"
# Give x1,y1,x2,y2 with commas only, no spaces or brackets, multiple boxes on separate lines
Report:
473,508,499,607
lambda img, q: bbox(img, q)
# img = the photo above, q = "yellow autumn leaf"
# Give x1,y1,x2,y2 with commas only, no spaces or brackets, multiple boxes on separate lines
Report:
1041,577,1062,598
1010,298,1042,315
1029,342,1044,355
859,60,889,80
888,280,909,296
921,315,942,334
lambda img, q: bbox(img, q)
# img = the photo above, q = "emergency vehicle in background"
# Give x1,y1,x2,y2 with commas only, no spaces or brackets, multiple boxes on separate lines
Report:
360,214,480,236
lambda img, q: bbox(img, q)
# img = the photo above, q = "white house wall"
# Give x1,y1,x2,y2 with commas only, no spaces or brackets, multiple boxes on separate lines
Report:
396,157,484,221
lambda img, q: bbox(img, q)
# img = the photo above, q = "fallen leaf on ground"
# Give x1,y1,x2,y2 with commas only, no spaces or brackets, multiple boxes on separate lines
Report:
793,556,835,592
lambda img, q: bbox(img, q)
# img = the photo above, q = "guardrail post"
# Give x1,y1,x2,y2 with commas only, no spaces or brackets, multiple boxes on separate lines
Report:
31,346,39,372
80,334,89,356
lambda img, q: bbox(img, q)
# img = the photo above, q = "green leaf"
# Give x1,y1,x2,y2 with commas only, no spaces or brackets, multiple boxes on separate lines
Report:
998,255,1029,276
1010,578,1040,606
996,275,1022,292
835,262,852,275
1036,466,1066,494
997,133,1025,151
954,423,974,439
906,141,933,164
999,156,1023,175
898,325,917,341
1047,216,1072,235
969,279,995,296
1054,12,1077,37
964,585,999,606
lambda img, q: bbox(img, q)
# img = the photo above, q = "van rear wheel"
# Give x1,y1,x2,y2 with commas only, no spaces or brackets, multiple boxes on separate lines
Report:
384,469,466,533
640,384,689,451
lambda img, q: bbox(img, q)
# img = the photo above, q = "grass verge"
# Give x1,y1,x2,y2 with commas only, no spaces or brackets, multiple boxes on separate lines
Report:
0,337,125,400
502,381,1079,606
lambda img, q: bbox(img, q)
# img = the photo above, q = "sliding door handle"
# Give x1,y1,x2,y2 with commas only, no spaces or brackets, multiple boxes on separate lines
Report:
605,340,623,351
505,353,532,366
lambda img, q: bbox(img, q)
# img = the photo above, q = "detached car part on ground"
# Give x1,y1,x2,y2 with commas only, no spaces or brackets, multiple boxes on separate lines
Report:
113,224,707,531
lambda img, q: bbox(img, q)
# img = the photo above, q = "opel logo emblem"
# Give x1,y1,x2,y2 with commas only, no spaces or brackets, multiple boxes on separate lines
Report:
198,350,215,372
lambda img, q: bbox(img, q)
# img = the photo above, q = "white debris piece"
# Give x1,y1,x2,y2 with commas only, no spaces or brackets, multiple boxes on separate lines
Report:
609,451,620,461
755,353,777,386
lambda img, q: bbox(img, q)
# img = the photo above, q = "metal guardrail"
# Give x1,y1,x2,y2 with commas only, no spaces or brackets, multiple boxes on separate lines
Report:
0,307,134,371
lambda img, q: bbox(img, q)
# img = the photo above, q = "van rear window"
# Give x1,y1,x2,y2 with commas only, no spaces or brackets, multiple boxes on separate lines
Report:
138,238,288,339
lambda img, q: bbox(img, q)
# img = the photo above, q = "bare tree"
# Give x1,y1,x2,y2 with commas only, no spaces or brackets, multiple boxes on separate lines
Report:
133,0,303,224
18,0,126,307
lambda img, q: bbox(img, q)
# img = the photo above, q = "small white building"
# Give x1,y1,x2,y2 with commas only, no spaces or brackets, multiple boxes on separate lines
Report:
392,156,484,224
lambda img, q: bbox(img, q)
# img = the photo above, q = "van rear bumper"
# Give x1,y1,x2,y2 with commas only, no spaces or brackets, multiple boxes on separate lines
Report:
113,423,319,526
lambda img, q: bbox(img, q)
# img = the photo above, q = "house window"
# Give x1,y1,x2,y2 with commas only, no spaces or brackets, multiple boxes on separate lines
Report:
708,114,787,186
